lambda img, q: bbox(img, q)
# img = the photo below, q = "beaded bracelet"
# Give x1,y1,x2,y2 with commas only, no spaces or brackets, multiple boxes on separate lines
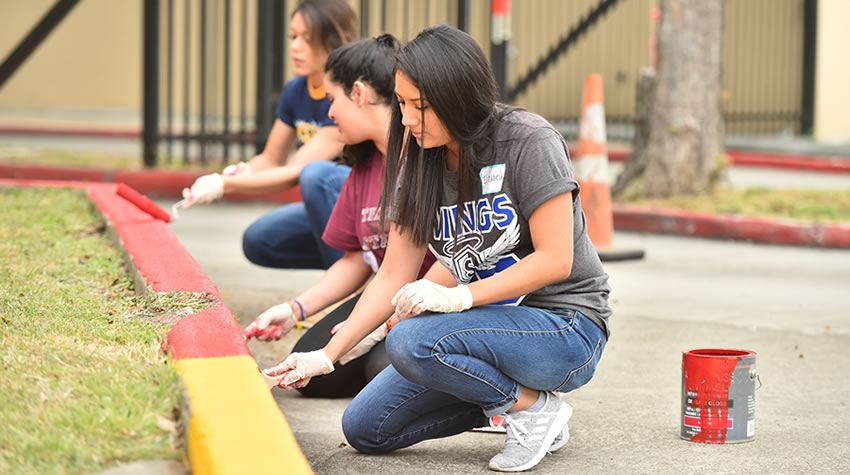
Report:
288,299,307,335
385,314,400,332
291,299,307,321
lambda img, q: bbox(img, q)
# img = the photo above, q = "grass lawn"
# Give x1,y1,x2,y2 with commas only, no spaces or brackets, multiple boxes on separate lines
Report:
0,146,220,172
0,187,212,474
618,186,850,224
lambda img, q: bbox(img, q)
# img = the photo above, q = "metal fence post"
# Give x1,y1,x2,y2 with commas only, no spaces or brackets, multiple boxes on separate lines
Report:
457,0,470,33
143,0,160,168
490,0,511,101
360,0,370,37
801,0,817,135
255,0,286,154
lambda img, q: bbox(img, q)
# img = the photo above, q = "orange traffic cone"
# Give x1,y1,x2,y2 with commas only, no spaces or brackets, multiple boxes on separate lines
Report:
575,74,644,262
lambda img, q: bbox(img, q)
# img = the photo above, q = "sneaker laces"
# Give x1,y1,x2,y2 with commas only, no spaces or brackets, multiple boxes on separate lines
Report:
502,413,532,451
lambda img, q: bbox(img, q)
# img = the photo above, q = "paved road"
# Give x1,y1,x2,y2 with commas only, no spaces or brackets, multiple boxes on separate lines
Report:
160,198,850,474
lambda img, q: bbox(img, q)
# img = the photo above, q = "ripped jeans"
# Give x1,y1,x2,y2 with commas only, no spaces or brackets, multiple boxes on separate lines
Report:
341,305,607,453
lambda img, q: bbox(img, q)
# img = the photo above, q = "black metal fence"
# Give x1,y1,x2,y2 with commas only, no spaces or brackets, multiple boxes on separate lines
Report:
140,0,817,168
501,0,817,142
143,0,288,167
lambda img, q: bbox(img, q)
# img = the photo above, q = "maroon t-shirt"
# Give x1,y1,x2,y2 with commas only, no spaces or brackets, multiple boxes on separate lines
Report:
323,151,435,279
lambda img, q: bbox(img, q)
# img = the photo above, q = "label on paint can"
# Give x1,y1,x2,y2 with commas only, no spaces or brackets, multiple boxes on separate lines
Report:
681,349,757,444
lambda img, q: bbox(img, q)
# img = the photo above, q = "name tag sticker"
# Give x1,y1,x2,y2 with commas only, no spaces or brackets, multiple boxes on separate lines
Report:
480,164,506,194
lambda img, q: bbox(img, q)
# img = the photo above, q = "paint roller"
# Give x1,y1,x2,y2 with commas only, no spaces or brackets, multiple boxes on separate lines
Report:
115,182,186,222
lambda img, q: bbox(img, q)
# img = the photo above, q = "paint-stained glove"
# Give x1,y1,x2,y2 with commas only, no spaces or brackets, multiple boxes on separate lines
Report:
331,320,389,364
391,280,473,319
181,173,224,205
222,161,251,177
264,350,334,389
243,302,297,341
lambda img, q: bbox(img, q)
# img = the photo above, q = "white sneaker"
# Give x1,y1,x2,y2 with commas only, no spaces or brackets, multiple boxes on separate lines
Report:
475,409,571,453
548,405,573,452
488,392,573,472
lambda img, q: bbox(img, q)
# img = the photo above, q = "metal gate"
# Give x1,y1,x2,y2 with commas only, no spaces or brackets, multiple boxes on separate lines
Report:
139,0,816,167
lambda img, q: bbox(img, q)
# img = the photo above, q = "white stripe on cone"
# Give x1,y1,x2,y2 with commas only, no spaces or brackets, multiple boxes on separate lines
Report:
579,103,607,146
574,154,610,184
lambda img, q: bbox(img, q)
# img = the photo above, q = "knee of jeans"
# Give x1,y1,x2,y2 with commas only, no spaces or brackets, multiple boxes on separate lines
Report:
241,225,266,265
298,161,332,200
342,404,390,454
385,322,430,383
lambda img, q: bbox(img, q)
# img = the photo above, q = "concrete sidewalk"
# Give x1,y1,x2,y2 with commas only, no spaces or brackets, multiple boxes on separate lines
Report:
163,199,850,474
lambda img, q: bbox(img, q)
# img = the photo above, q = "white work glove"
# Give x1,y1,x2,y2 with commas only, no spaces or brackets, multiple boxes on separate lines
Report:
243,302,297,341
263,350,334,389
331,320,389,365
222,161,251,177
181,173,224,205
391,280,473,319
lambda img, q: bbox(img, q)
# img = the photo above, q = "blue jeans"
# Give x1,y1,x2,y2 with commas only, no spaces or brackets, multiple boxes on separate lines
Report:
342,306,607,453
242,160,351,269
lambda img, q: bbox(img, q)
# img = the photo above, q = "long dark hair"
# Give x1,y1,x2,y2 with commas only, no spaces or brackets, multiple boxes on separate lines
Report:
293,0,358,54
325,34,401,167
381,25,509,246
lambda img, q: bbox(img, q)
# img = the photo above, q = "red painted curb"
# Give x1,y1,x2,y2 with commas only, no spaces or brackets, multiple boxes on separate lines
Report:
602,147,850,173
726,150,850,173
89,183,251,358
0,125,141,139
613,204,850,248
167,306,250,360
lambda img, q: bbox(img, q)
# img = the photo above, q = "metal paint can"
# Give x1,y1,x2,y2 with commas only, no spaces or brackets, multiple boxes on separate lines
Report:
681,349,757,443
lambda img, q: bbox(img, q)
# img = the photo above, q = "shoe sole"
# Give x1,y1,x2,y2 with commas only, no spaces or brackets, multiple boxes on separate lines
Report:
488,399,574,472
548,403,573,452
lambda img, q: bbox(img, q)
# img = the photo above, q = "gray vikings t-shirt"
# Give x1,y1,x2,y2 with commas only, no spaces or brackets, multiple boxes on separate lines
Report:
417,109,611,336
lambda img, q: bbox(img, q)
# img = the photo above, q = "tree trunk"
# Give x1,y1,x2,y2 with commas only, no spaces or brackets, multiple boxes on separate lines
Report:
641,0,725,197
612,68,656,198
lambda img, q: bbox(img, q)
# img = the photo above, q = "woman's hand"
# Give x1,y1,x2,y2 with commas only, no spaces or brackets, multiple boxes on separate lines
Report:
243,302,297,340
182,173,224,205
264,350,335,389
391,280,472,319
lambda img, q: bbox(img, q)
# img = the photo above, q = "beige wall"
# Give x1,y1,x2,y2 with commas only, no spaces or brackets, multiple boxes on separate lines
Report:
0,0,142,117
814,0,850,141
723,0,804,135
509,0,652,121
356,0,491,54
0,0,845,141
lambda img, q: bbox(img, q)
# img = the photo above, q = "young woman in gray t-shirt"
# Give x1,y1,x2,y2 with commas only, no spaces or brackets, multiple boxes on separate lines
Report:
265,24,612,473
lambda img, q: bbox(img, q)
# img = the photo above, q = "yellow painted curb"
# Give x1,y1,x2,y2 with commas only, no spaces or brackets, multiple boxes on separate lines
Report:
175,355,313,475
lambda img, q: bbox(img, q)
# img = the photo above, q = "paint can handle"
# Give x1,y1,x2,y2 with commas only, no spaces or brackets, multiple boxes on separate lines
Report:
749,368,762,390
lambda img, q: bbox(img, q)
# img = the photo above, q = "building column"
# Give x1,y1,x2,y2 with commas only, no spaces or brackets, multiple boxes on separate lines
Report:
814,0,850,141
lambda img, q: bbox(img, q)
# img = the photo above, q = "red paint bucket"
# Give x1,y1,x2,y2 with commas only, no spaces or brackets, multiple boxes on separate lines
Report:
681,349,757,444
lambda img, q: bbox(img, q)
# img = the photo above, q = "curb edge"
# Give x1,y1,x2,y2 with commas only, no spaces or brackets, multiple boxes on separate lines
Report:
1,179,312,475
